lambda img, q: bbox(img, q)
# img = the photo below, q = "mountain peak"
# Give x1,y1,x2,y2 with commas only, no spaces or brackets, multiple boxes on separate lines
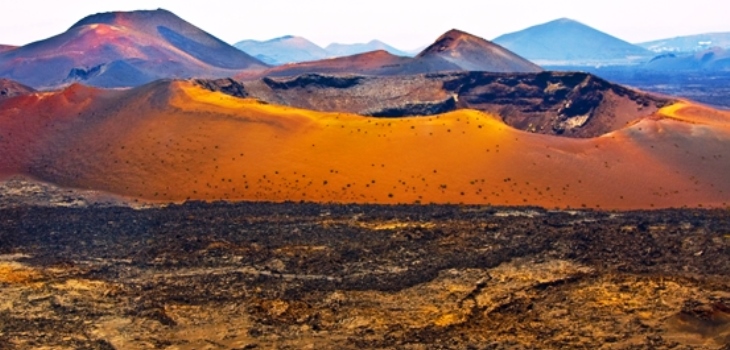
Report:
418,29,483,56
234,35,329,65
2,8,266,88
493,18,651,64
70,8,177,29
444,28,469,35
416,29,542,73
552,17,579,24
419,29,502,55
439,29,473,40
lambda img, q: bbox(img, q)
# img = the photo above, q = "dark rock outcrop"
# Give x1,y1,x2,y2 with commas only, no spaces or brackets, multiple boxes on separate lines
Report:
262,74,364,90
493,18,652,65
0,9,268,89
193,78,248,98
365,97,457,118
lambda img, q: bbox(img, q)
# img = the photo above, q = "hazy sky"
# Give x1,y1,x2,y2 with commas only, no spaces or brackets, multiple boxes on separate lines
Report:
1,1,728,49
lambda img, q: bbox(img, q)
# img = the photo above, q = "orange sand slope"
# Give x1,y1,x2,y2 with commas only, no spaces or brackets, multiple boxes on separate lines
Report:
1,81,729,210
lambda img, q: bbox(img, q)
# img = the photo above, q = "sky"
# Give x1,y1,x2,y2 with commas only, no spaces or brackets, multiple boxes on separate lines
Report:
1,1,728,50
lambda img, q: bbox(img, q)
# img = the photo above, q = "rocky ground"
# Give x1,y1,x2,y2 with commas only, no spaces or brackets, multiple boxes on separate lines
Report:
0,199,729,349
0,177,131,210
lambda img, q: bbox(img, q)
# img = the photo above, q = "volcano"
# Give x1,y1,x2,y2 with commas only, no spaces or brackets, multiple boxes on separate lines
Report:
0,9,267,88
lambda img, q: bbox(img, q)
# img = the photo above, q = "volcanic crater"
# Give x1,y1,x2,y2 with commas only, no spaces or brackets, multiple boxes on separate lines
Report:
199,71,673,138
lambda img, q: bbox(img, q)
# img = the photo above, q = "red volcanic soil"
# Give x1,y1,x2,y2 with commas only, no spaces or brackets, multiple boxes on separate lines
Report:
1,80,729,209
238,29,541,80
0,83,108,176
0,9,267,88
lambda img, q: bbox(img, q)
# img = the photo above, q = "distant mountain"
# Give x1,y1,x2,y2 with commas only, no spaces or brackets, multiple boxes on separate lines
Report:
240,50,412,78
233,37,414,66
234,36,329,65
644,47,730,71
405,45,428,56
493,18,652,65
239,29,541,79
0,9,267,88
325,40,410,57
638,33,730,53
416,29,541,73
0,45,16,53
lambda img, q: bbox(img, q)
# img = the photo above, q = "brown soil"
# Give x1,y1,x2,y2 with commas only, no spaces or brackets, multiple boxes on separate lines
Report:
0,199,729,349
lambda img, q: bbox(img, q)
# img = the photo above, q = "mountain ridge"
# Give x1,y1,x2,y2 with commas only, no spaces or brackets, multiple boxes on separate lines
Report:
638,32,730,53
238,29,542,79
234,35,329,65
494,18,652,65
644,47,730,71
325,39,410,57
416,29,542,72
